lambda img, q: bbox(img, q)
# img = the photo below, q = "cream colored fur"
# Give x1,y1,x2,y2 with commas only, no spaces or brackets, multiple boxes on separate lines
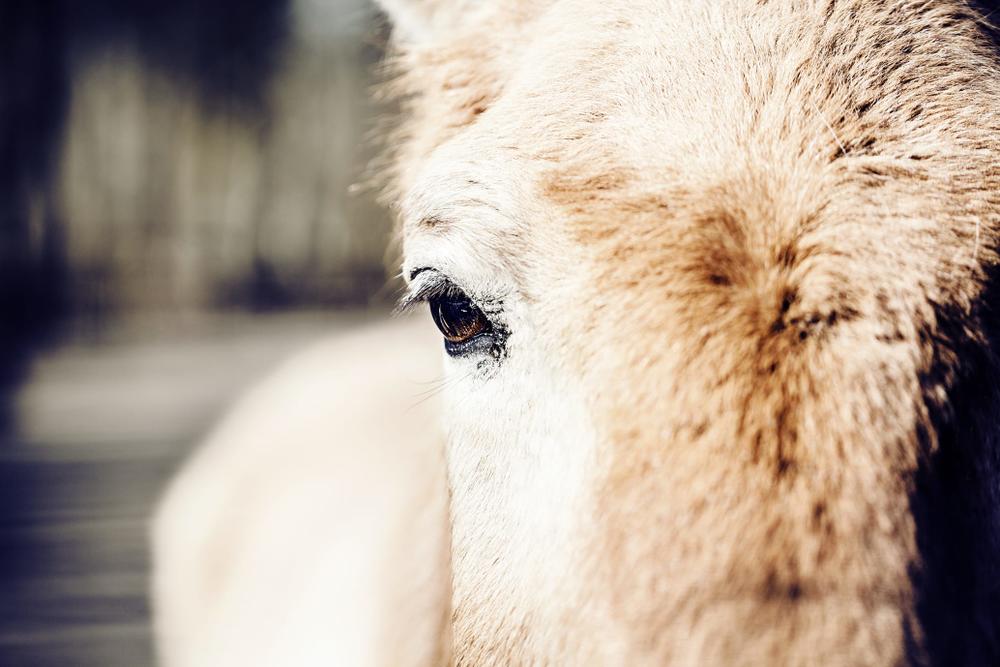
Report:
154,1,1000,665
152,317,450,667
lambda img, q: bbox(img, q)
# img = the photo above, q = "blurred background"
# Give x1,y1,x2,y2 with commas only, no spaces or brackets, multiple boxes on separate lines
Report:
0,1,397,663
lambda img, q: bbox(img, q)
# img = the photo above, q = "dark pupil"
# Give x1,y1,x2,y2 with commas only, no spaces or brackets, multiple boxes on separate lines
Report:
430,296,488,342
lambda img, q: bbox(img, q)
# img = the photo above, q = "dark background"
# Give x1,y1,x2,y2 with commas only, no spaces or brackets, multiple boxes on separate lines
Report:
0,1,392,663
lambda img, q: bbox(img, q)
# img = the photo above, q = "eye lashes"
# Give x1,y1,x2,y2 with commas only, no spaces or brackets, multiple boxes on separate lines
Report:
395,269,462,314
396,268,507,323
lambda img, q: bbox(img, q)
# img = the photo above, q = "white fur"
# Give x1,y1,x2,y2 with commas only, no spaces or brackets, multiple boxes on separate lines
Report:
152,316,451,666
153,0,1000,663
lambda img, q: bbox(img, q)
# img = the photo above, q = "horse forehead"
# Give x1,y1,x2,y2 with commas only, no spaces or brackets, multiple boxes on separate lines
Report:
406,0,996,274
501,3,774,107
490,1,977,146
410,3,791,206
455,10,774,196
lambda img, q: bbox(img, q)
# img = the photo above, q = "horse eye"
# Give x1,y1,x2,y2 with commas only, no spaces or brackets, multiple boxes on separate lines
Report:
429,293,491,345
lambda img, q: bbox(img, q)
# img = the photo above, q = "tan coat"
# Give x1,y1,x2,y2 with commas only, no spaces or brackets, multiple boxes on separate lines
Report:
154,2,1000,665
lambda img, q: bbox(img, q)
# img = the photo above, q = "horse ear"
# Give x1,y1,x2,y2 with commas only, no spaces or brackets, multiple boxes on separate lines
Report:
376,0,481,43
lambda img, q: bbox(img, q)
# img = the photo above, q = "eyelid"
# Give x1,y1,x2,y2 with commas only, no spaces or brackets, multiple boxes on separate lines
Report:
395,268,455,314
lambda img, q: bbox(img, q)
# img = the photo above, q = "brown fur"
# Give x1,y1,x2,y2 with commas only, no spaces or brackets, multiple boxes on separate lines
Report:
381,1,1000,664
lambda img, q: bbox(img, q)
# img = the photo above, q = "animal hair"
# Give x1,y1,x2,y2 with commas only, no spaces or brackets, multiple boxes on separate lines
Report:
378,1,1000,664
